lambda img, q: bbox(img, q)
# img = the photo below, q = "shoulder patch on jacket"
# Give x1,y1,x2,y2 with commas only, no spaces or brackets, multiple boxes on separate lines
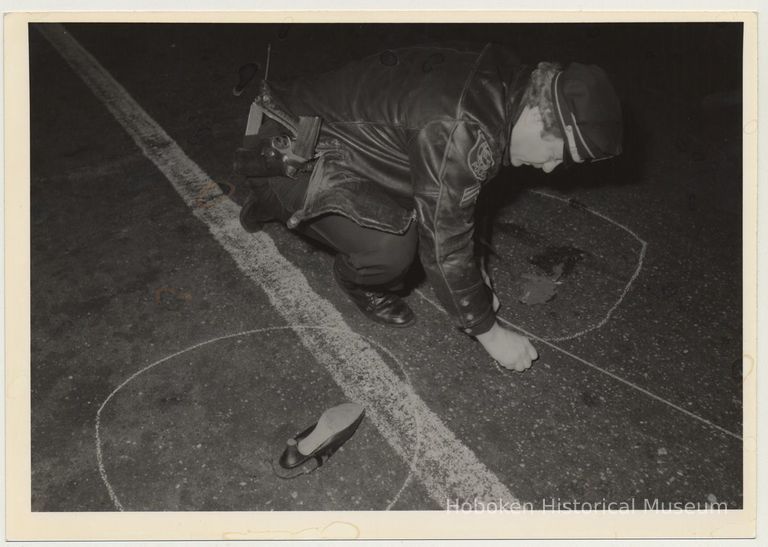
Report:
467,131,494,181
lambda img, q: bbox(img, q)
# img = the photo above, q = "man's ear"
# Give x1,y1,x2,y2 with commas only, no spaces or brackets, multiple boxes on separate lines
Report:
526,106,543,122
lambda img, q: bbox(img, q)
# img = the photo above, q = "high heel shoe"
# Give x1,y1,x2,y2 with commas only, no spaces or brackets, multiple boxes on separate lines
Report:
279,402,365,470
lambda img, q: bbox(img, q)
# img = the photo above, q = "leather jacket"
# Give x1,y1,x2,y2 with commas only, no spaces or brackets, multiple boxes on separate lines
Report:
256,43,529,335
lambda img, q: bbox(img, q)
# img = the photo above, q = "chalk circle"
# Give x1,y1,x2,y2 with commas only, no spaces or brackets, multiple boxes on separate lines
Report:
96,326,420,511
489,190,647,342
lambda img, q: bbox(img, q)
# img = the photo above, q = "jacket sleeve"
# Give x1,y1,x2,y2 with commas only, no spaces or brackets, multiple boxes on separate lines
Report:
409,120,497,335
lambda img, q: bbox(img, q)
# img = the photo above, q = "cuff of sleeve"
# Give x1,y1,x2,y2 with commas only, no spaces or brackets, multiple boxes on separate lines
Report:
460,308,496,337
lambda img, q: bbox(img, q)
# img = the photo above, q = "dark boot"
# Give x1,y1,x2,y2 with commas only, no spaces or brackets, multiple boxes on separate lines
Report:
239,179,285,232
332,258,415,328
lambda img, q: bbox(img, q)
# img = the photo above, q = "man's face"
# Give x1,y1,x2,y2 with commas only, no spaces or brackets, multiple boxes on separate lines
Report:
509,105,564,173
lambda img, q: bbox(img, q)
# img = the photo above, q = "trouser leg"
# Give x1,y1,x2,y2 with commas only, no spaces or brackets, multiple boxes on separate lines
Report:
301,214,418,289
245,175,418,326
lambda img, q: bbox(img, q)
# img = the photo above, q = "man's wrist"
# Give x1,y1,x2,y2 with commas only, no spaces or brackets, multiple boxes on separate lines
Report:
462,311,497,338
475,320,500,343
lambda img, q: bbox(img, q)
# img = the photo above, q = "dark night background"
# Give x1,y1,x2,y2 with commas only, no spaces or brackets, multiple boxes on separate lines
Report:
30,22,744,511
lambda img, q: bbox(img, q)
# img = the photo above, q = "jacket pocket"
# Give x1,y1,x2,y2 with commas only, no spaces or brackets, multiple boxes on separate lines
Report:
287,154,415,234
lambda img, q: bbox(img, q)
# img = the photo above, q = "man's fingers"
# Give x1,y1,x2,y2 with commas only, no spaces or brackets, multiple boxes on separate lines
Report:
499,358,526,372
512,354,533,372
489,331,537,372
514,358,531,372
500,357,533,372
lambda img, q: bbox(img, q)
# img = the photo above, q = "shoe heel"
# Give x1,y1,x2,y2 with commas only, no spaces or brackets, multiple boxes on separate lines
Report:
278,438,303,469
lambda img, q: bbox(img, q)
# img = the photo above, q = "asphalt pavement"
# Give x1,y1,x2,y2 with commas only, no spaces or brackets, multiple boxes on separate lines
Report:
30,22,744,512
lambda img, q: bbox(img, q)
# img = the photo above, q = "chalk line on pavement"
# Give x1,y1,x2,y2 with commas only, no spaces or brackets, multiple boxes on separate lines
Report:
95,327,421,511
414,289,742,442
527,189,648,342
414,172,738,440
40,23,516,511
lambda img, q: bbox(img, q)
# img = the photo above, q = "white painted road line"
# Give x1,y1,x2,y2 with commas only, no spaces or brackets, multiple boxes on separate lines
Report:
39,24,517,509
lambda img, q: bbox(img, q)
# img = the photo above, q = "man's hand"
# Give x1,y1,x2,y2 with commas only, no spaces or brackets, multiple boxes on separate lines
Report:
476,323,538,372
